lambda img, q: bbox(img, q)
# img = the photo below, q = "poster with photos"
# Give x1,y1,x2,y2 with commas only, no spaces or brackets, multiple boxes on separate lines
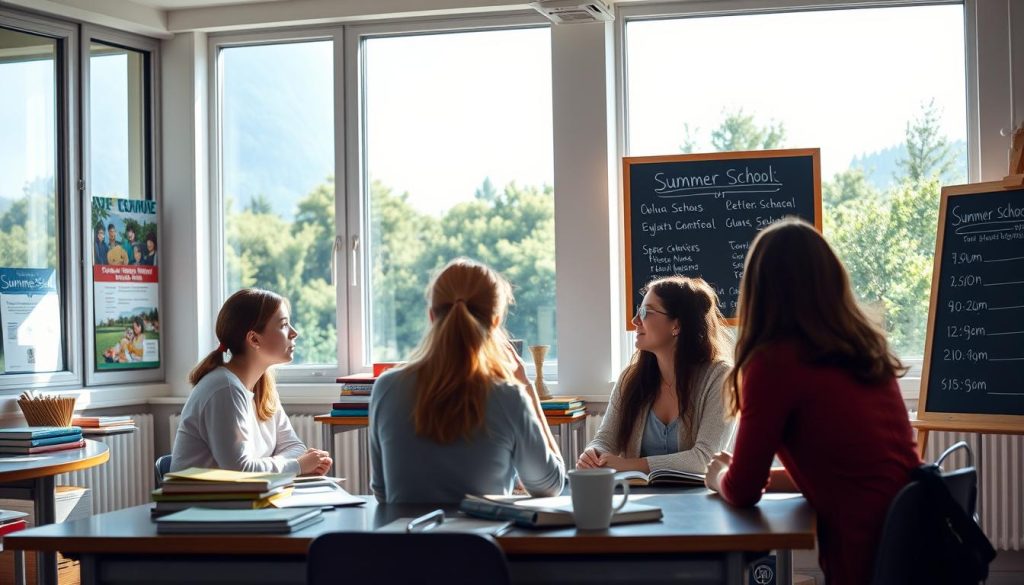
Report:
91,197,160,370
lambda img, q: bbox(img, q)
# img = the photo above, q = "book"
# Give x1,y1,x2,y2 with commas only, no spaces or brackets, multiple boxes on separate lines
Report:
80,425,137,435
330,409,369,417
336,373,377,384
271,480,363,508
332,396,370,405
0,510,28,524
155,507,323,534
543,409,586,418
542,400,584,411
459,494,662,528
71,416,134,427
0,519,26,537
0,438,85,454
615,468,705,487
0,433,84,447
152,489,291,516
0,426,82,440
151,486,288,502
161,468,295,494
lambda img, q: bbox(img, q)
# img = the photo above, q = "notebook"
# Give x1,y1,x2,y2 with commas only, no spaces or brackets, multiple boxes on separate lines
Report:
155,507,323,534
459,494,662,528
615,469,705,487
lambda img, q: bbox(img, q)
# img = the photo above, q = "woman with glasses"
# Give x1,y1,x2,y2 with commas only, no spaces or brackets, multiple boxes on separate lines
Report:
369,257,565,503
704,218,919,585
577,275,733,477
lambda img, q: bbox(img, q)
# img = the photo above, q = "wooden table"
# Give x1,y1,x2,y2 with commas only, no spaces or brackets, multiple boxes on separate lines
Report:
4,488,815,585
315,413,590,495
0,439,109,585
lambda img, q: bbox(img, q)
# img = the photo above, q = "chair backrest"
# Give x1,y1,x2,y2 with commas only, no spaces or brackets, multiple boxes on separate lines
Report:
307,532,511,585
154,454,172,487
872,442,981,585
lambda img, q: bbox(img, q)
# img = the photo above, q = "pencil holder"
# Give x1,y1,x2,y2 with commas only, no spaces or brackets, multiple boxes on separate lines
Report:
17,395,76,427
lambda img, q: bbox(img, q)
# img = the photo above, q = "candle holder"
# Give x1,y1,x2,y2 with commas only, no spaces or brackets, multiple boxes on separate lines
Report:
529,345,552,400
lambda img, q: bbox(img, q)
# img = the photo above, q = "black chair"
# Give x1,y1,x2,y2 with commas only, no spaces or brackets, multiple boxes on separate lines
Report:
871,441,982,585
154,454,172,487
307,532,511,585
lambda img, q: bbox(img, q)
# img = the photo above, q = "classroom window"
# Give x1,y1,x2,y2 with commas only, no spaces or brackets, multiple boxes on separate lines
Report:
361,26,557,364
218,40,337,366
0,26,64,376
624,3,968,358
89,42,149,200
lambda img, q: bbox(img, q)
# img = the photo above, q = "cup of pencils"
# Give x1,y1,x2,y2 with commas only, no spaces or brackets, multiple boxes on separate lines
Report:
17,390,76,427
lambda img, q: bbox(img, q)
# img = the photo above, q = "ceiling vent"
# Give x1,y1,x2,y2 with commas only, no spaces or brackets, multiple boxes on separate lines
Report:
530,0,614,24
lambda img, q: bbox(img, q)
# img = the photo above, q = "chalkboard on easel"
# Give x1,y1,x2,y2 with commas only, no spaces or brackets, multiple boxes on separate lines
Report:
919,181,1024,426
622,149,821,328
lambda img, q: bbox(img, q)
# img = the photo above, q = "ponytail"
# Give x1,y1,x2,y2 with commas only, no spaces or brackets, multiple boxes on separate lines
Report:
188,350,226,386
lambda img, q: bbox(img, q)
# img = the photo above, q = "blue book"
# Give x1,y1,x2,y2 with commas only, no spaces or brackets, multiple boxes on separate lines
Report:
0,426,83,440
330,409,369,417
0,432,83,447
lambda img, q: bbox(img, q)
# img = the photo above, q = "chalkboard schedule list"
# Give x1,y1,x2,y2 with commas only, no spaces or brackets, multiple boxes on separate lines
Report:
623,149,821,327
922,183,1024,418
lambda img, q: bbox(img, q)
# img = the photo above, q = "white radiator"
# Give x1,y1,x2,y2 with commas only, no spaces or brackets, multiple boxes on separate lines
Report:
57,413,155,514
925,431,1024,551
167,413,370,494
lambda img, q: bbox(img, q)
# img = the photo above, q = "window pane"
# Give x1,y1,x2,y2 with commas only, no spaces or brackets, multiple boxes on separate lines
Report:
365,28,556,363
626,5,968,357
220,41,337,365
0,27,63,373
90,42,147,199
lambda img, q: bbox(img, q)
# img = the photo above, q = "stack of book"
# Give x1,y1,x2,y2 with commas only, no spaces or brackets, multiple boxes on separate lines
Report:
71,415,136,435
541,397,586,419
156,506,323,534
0,426,85,455
151,467,295,517
331,373,377,418
0,510,27,538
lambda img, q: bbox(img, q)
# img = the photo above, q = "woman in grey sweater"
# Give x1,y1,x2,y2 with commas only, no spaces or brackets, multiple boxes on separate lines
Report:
578,276,733,476
370,258,565,503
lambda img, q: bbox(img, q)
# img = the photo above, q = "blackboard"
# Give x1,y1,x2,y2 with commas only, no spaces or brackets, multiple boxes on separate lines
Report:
622,149,821,328
920,182,1024,423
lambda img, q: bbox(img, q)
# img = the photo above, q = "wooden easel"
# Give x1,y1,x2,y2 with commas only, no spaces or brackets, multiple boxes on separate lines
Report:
1004,123,1024,187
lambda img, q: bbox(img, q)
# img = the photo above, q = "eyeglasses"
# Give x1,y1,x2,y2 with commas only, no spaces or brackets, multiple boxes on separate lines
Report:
635,305,669,320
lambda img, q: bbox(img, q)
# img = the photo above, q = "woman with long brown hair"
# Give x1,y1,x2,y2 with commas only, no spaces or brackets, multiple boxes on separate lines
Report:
171,288,332,475
577,276,733,475
705,218,920,585
369,258,565,503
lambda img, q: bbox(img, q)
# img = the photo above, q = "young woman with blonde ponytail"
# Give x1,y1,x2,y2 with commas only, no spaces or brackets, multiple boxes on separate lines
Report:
171,288,332,475
370,258,565,503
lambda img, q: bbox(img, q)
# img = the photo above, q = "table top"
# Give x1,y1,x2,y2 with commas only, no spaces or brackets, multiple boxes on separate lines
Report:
0,439,109,483
4,489,815,556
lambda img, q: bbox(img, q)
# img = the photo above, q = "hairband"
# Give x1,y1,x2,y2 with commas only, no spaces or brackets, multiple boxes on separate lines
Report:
217,342,227,353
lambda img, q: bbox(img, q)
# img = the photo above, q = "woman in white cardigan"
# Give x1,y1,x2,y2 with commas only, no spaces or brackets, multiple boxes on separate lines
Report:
171,288,332,475
578,276,733,475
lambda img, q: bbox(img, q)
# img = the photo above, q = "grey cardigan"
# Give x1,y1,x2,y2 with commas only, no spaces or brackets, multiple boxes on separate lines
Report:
587,360,733,474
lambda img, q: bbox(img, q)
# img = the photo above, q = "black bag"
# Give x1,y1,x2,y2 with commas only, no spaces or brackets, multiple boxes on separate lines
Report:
910,463,997,584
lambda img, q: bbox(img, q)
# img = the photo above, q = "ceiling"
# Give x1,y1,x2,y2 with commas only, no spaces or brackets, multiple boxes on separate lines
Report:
128,0,289,9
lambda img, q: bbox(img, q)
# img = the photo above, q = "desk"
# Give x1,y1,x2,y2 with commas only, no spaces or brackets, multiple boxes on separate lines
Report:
0,440,109,585
5,488,815,585
315,414,590,495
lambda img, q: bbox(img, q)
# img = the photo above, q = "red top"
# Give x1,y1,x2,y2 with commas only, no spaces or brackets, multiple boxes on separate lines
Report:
720,342,920,585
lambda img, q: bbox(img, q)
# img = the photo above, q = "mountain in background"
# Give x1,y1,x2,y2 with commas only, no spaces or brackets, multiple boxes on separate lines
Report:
849,139,968,191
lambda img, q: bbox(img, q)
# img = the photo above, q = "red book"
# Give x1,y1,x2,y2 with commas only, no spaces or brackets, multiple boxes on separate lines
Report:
0,519,27,537
336,373,377,384
0,438,86,455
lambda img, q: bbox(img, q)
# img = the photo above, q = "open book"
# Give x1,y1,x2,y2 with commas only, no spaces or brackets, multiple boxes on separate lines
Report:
615,468,705,487
459,494,662,528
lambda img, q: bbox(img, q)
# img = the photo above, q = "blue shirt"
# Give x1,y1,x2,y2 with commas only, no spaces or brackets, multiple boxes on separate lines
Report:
639,408,681,457
369,367,565,504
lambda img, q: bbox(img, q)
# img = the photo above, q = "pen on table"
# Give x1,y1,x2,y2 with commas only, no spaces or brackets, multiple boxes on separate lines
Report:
406,509,445,533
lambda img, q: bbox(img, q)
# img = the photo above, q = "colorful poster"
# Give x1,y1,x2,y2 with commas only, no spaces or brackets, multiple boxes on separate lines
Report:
0,268,63,373
92,197,160,371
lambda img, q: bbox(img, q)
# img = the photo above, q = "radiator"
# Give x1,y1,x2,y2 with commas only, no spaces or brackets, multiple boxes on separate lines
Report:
57,413,155,514
925,431,1024,551
167,413,370,494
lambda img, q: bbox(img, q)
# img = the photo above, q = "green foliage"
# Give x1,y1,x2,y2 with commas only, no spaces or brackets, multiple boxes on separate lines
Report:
709,109,786,152
899,99,958,183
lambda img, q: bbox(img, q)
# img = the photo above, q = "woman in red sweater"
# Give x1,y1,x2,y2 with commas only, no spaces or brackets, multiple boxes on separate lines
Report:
705,218,921,585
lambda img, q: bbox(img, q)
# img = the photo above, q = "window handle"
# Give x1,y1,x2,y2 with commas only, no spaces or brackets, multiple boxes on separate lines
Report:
350,235,360,287
330,236,344,287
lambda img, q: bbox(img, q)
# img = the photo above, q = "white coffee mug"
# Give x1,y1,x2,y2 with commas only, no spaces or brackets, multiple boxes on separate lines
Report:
568,468,630,530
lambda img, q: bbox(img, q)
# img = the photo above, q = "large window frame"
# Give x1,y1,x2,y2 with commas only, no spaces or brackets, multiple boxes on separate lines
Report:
81,24,162,386
208,12,553,384
614,0,986,387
